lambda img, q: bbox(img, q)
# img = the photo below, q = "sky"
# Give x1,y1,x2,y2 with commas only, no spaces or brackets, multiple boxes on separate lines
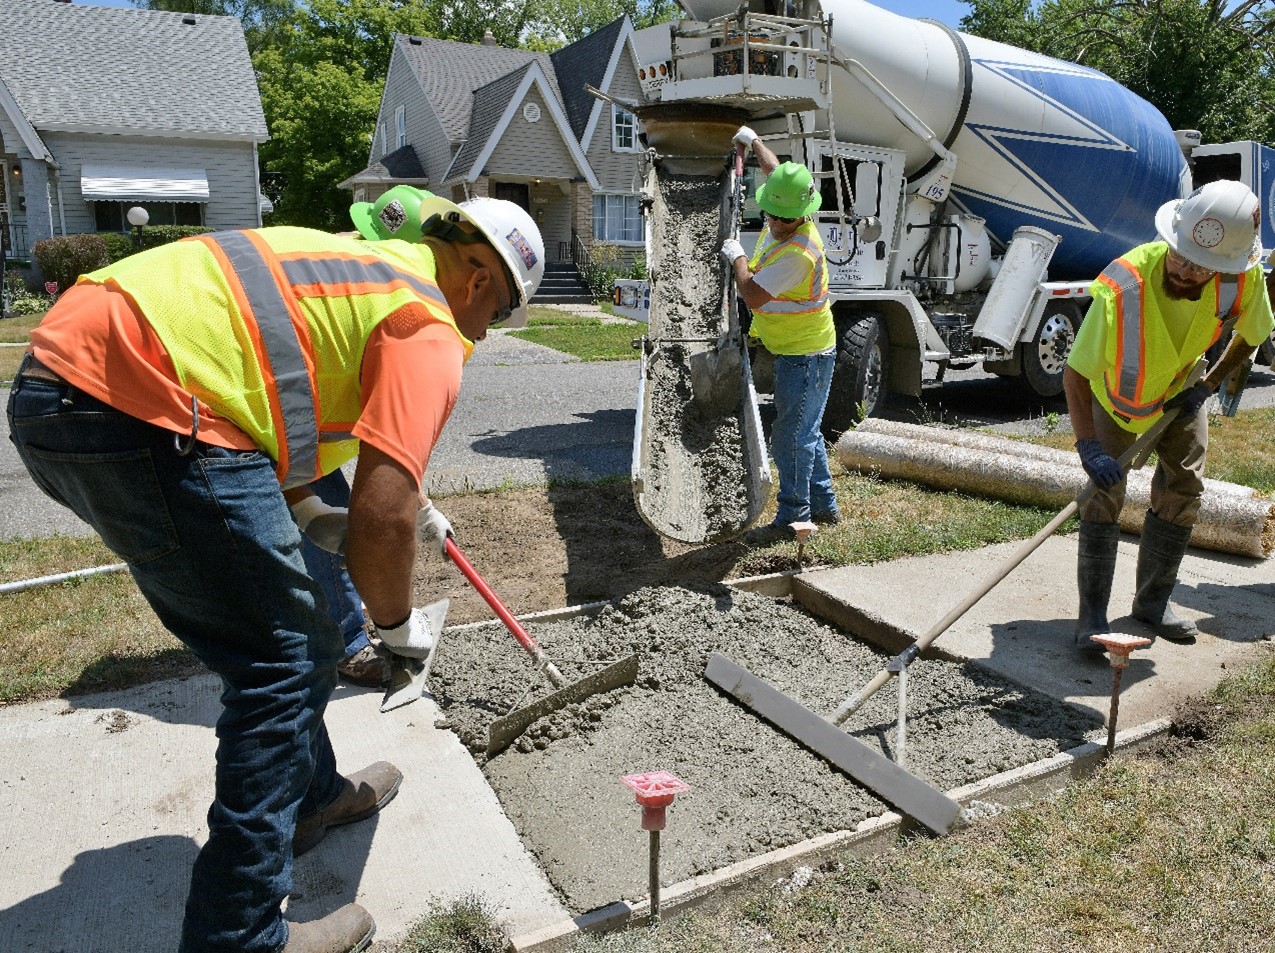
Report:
75,0,974,30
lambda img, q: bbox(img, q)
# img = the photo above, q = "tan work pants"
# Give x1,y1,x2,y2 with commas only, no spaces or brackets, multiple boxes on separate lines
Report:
1079,402,1208,528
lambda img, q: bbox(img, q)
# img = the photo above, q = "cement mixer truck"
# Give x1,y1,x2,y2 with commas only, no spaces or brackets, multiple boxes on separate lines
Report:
619,0,1275,437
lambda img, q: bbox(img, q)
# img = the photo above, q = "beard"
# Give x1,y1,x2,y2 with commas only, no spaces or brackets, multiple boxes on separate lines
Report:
1162,272,1209,300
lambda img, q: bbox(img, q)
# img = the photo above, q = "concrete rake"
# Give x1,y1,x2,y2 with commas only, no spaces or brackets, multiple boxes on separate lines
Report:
445,538,639,757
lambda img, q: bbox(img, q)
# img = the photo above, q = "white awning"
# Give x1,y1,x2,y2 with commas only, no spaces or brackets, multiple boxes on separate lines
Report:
80,164,210,202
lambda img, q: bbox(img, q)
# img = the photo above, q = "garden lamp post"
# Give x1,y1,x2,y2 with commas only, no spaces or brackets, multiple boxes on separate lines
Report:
127,205,149,251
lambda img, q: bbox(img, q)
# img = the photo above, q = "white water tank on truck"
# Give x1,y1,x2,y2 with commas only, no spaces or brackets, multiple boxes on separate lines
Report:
673,0,1191,279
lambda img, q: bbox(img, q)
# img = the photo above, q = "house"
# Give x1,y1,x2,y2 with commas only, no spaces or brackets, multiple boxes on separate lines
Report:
340,18,650,300
0,0,268,265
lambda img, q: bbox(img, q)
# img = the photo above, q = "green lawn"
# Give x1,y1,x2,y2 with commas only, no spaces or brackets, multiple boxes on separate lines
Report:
509,310,643,361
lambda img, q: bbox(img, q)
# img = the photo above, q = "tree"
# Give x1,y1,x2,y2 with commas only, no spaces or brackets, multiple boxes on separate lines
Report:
960,0,1275,144
131,0,297,50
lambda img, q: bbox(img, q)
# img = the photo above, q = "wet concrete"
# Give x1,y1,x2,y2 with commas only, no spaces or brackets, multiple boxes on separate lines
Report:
429,584,1102,913
638,173,752,542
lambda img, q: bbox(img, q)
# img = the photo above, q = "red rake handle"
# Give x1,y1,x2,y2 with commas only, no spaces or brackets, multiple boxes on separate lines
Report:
444,537,565,686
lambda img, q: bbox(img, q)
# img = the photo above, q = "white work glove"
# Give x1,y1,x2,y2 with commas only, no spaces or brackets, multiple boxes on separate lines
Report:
733,125,757,148
375,599,449,660
721,238,747,265
290,495,348,555
416,501,454,557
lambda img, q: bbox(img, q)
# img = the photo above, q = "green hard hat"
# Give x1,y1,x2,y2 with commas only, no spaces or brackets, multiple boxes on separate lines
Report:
350,185,434,243
755,162,821,219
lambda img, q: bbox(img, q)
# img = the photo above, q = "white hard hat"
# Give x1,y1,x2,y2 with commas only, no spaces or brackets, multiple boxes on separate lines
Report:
417,195,544,328
1154,179,1262,274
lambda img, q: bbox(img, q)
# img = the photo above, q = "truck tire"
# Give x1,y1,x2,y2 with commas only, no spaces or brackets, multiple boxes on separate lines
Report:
823,313,888,439
1016,300,1080,399
1257,328,1275,367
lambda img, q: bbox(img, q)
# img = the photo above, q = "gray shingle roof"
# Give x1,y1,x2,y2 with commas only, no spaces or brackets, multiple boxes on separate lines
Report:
0,0,267,139
395,34,559,145
338,144,429,189
550,17,626,141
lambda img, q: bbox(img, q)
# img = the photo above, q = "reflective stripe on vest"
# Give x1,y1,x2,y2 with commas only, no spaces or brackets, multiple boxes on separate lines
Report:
752,231,828,315
1098,258,1243,420
200,234,452,489
204,231,319,488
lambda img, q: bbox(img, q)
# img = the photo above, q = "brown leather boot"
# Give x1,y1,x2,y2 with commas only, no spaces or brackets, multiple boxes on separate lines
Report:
294,762,402,857
336,643,393,687
282,903,374,953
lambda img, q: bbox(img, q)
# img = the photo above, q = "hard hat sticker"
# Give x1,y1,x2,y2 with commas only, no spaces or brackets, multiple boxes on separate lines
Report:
1192,218,1224,249
379,200,407,235
507,227,538,269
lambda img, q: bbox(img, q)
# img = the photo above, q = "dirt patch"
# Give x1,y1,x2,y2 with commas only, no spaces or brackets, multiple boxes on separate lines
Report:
408,481,768,626
429,583,1101,913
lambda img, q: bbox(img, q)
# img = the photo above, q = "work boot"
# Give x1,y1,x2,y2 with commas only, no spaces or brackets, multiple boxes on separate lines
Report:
283,903,375,953
336,643,393,688
744,521,796,545
294,761,403,857
1075,520,1119,652
1132,511,1200,642
811,509,842,526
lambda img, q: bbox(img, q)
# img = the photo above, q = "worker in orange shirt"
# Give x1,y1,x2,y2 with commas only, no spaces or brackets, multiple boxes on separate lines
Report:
7,196,543,953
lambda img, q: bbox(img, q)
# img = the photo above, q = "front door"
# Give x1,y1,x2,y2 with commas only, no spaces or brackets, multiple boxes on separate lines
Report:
494,182,530,212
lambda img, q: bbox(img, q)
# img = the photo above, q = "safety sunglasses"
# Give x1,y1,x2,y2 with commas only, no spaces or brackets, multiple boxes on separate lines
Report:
1166,248,1216,278
765,211,800,224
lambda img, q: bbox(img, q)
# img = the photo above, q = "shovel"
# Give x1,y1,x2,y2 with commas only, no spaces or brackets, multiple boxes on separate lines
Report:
444,538,640,756
688,143,748,418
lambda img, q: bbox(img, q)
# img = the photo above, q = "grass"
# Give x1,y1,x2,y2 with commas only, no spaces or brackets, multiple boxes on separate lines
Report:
375,657,1275,952
0,535,194,704
0,312,41,385
509,310,642,361
384,895,507,953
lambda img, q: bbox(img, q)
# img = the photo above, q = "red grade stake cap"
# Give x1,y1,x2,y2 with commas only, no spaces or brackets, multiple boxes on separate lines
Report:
622,771,691,831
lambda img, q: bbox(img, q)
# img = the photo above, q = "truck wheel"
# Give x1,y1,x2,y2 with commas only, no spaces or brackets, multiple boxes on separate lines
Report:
1017,300,1079,399
1258,328,1275,367
823,313,888,439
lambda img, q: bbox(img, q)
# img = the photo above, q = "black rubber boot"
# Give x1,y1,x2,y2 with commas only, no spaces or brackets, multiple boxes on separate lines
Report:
1075,520,1119,652
1132,511,1200,642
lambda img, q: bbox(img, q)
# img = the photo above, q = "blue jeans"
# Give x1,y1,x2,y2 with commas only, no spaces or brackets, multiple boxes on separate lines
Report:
8,369,345,953
303,470,369,657
771,350,838,526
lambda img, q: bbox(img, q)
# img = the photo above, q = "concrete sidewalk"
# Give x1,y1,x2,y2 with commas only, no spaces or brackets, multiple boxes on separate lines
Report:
2,532,1272,951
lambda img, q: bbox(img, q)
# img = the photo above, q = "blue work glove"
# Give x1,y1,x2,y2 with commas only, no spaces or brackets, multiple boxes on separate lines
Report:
1162,381,1212,420
1076,438,1123,490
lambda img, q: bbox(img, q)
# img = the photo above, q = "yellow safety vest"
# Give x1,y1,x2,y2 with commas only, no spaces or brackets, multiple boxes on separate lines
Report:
747,221,835,356
80,227,465,487
1090,242,1244,431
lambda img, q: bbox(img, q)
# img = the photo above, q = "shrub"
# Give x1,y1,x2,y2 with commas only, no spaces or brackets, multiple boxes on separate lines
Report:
99,232,135,264
136,224,213,250
8,291,53,315
33,234,111,293
581,241,622,298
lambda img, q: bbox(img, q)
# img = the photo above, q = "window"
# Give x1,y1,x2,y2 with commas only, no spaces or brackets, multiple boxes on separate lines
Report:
612,106,636,152
93,201,204,232
395,106,406,150
379,122,387,157
592,193,643,243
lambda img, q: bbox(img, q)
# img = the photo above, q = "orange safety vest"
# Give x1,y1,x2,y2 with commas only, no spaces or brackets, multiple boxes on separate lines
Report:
747,221,835,356
1092,243,1243,426
80,227,463,488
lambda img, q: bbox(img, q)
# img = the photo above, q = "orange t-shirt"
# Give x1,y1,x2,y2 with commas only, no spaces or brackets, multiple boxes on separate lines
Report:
30,282,462,489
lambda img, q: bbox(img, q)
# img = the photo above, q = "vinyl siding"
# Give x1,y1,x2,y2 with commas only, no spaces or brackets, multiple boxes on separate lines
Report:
45,133,261,234
584,47,644,193
484,88,577,180
377,46,449,185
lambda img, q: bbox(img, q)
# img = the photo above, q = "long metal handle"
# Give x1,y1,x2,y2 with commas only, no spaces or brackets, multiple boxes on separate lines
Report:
445,537,567,688
830,386,1198,726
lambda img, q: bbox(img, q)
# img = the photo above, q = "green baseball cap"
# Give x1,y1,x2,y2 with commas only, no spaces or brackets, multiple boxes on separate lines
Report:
755,162,821,219
349,185,434,243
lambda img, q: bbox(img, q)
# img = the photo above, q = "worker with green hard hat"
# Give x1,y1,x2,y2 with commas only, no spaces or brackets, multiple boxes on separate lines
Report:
722,126,839,544
349,185,434,243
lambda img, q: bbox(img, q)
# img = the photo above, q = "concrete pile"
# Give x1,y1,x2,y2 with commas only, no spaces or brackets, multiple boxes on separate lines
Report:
837,419,1274,558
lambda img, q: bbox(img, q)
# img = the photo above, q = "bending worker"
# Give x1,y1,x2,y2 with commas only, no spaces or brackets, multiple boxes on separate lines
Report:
722,125,841,544
7,196,543,953
1064,180,1272,652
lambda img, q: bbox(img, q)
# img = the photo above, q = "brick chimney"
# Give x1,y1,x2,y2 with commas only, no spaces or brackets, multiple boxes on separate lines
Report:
481,29,498,46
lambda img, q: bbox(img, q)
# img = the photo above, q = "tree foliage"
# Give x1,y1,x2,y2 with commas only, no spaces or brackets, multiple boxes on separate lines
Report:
134,0,671,226
960,0,1275,144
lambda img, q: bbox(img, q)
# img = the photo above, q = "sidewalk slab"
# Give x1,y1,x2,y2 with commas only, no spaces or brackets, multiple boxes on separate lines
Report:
0,676,567,951
797,534,1275,728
